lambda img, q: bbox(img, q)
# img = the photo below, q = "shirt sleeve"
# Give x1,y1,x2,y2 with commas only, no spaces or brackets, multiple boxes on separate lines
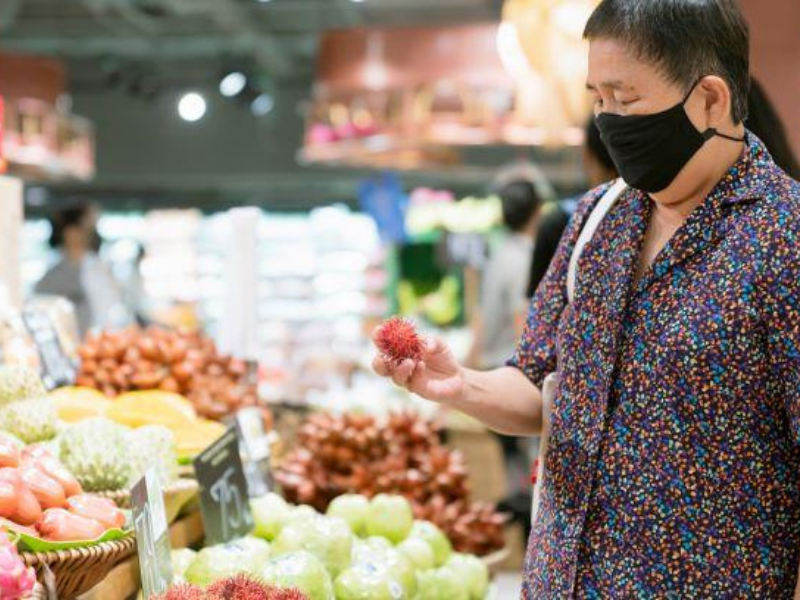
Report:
762,213,800,443
506,184,611,388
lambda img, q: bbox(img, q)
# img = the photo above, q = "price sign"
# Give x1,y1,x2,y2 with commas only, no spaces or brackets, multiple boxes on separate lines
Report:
193,426,254,545
131,469,173,599
21,307,75,390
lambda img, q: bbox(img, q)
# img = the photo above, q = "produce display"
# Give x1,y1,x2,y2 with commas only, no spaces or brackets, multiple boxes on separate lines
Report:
52,387,228,462
176,491,491,600
275,412,506,556
155,575,309,600
0,433,126,541
74,327,268,422
58,417,178,492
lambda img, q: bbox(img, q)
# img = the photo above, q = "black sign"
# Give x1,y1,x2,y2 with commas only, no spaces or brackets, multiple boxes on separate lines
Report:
131,469,173,599
193,426,254,545
22,307,76,390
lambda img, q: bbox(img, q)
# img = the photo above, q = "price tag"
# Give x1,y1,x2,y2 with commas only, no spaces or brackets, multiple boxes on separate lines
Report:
131,468,173,599
21,307,76,390
193,426,254,545
236,407,274,498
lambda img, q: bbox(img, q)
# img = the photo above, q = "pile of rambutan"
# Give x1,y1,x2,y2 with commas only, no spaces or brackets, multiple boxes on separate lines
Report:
153,575,308,600
374,317,424,365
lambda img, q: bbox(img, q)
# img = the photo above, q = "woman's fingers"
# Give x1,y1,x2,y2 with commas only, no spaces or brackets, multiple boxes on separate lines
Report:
391,359,415,387
372,355,391,377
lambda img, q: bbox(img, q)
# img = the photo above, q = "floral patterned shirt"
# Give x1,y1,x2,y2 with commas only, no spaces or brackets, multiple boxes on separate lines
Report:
510,134,800,598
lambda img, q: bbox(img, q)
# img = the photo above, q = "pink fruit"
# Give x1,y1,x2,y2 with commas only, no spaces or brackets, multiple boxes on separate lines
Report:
66,495,125,530
37,508,105,541
0,529,36,600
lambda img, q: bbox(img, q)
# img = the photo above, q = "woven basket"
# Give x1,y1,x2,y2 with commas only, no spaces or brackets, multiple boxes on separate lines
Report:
95,478,199,524
21,536,135,600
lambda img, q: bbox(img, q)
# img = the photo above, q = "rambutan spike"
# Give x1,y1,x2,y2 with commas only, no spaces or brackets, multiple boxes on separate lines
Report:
375,317,423,364
205,573,271,600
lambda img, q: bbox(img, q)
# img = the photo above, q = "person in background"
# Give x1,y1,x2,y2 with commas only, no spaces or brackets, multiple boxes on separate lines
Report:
746,78,800,180
35,203,129,337
467,179,543,369
464,179,543,500
526,119,619,299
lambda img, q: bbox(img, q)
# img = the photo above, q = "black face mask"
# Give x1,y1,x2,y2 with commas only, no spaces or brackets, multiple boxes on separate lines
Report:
595,81,745,193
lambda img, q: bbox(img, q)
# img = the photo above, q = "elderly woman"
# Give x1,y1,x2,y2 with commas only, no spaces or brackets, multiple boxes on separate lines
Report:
373,0,800,597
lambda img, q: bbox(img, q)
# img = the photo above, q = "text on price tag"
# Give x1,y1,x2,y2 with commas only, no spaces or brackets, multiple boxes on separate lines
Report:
193,426,254,545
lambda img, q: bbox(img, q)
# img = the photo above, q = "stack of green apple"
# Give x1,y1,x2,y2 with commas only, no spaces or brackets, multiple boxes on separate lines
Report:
174,492,491,600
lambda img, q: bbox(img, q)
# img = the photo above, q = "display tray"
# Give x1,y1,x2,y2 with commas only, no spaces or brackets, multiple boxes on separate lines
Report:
22,535,136,600
79,510,204,600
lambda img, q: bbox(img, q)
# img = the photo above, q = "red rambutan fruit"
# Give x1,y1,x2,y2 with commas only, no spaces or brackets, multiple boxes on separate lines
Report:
375,317,423,364
206,574,271,600
152,583,205,600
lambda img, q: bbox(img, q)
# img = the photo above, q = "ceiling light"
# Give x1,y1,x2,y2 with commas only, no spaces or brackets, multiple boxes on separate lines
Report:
219,71,247,97
251,93,275,116
178,92,207,122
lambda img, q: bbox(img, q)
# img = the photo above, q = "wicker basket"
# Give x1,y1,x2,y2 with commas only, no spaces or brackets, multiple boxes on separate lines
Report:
21,536,135,599
96,478,199,524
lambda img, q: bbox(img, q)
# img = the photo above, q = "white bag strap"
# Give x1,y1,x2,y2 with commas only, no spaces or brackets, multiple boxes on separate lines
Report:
566,178,628,304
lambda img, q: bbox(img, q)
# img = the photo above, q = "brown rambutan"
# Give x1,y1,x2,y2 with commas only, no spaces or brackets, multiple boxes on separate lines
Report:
375,317,423,364
152,583,204,600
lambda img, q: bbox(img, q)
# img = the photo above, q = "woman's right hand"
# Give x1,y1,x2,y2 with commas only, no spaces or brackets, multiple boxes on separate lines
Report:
371,335,465,405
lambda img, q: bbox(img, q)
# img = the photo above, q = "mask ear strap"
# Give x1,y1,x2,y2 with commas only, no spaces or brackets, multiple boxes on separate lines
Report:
704,128,746,143
681,79,704,105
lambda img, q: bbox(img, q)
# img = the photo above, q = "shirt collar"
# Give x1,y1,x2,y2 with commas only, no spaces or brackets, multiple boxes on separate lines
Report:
717,130,774,206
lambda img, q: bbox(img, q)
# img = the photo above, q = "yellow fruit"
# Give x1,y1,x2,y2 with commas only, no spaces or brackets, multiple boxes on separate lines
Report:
108,391,197,429
49,387,113,423
173,419,227,459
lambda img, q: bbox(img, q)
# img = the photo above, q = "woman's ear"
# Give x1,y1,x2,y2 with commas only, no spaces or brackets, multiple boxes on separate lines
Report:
699,75,734,128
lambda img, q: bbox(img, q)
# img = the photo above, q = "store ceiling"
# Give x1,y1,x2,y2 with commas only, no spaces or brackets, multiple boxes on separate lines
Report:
0,0,584,212
0,0,501,82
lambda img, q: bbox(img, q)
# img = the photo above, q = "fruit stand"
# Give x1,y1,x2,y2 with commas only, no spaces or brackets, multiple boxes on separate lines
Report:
0,317,509,599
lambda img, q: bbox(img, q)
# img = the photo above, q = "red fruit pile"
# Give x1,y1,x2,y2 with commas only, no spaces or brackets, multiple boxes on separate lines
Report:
276,411,506,556
154,576,309,600
75,326,270,423
0,438,125,541
374,317,424,364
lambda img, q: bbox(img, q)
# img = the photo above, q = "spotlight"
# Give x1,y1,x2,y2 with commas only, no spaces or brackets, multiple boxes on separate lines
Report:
251,92,275,116
178,92,206,122
219,71,247,97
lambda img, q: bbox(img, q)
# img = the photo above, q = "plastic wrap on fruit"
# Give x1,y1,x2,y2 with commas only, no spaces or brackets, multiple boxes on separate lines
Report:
31,455,82,497
66,494,125,530
37,508,106,541
0,435,20,469
20,467,66,510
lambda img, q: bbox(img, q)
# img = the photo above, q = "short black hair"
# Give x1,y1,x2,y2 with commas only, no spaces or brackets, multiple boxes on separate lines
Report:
585,117,615,173
746,79,800,180
584,0,750,123
499,180,542,232
49,202,91,248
